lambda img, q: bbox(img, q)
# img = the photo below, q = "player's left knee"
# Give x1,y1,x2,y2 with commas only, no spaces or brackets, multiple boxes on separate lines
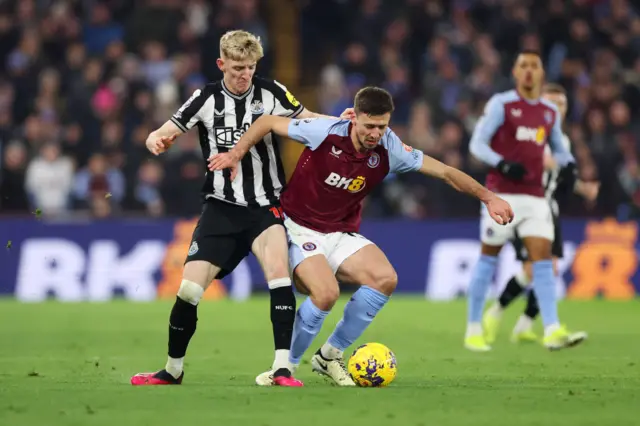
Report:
369,269,398,296
264,264,290,282
259,251,290,282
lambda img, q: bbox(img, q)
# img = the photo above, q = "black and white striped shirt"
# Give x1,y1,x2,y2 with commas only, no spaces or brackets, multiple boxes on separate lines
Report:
170,76,304,207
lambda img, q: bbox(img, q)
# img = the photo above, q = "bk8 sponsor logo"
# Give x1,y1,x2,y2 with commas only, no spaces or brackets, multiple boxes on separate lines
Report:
515,126,546,145
324,172,366,193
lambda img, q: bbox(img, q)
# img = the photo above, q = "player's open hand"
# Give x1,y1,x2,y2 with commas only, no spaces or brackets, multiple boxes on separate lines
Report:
340,108,356,120
485,195,514,225
146,133,179,155
208,152,240,180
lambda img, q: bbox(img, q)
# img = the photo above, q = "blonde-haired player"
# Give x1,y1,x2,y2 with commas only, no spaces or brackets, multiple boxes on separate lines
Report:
132,30,345,387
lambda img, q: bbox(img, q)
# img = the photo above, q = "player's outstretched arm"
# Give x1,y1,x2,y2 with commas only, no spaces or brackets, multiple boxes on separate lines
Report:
234,115,292,158
208,115,292,175
468,97,504,167
420,155,515,225
469,96,526,181
146,120,183,156
148,85,210,155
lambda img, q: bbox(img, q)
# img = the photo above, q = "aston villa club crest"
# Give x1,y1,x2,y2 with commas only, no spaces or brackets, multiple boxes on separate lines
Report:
302,242,317,251
368,152,380,168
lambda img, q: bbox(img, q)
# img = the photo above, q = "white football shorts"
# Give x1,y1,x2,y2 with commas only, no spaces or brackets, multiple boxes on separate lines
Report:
284,216,373,274
480,193,554,246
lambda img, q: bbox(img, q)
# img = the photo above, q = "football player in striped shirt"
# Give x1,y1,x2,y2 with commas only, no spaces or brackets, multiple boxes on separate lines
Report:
131,30,343,387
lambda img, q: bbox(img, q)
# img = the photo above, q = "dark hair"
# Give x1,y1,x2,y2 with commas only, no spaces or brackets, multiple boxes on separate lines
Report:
542,82,566,95
518,49,542,58
354,87,395,116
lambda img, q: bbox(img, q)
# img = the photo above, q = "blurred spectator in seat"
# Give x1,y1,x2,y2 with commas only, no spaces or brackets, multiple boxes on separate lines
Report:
132,159,165,217
73,153,125,216
0,141,30,212
25,141,74,216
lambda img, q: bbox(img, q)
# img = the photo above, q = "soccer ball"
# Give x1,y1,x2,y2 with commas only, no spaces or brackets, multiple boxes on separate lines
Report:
347,342,397,387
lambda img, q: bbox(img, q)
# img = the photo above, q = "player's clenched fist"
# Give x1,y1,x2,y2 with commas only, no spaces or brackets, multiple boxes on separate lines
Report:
208,152,240,180
146,133,179,155
484,195,514,225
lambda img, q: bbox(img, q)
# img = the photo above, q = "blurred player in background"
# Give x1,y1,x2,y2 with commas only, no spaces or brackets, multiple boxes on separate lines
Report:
131,30,334,387
211,87,513,386
482,83,599,344
465,50,586,352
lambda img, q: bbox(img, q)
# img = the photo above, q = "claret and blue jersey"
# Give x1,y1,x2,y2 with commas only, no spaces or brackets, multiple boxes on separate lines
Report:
280,117,424,234
469,89,575,197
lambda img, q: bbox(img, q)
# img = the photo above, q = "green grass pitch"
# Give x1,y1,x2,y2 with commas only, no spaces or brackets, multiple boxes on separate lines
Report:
0,297,638,426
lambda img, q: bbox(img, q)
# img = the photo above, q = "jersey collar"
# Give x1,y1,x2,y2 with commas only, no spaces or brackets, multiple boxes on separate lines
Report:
222,80,255,100
515,89,540,105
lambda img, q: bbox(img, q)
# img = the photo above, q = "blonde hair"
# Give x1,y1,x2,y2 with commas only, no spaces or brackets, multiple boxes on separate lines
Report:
220,30,264,62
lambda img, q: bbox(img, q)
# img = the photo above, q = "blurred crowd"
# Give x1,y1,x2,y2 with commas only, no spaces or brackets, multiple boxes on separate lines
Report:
0,0,270,218
1,0,639,221
305,0,640,219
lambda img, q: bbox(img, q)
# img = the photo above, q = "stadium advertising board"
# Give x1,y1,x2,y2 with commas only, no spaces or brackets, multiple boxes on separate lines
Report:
0,217,637,301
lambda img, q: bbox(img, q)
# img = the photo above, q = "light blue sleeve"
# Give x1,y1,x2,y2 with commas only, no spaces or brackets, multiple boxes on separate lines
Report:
548,110,575,166
287,117,339,150
468,96,505,167
384,129,424,174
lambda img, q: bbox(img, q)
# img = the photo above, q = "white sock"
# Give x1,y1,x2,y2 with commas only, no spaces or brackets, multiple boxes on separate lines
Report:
320,342,343,360
544,323,561,337
466,322,483,338
513,315,533,334
486,302,503,319
272,349,290,371
165,356,184,379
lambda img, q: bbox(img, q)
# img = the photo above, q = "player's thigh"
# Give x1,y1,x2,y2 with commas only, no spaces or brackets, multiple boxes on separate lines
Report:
186,198,254,280
521,237,552,262
516,196,554,242
184,235,246,284
518,197,554,261
292,249,340,310
250,220,289,282
285,217,340,309
284,216,325,273
292,274,311,295
334,239,398,296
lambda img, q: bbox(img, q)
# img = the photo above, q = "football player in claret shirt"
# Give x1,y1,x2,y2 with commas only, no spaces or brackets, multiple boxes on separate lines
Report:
482,83,599,346
465,50,586,352
211,86,513,386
